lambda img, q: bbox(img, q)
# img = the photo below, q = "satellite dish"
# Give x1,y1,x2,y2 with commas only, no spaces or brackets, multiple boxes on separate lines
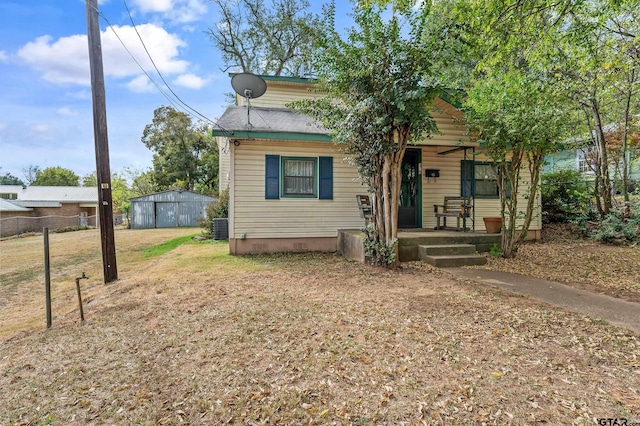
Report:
231,73,267,99
231,73,267,128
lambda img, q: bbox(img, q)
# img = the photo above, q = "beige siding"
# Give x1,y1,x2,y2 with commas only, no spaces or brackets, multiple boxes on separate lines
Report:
420,146,469,229
230,140,366,239
473,152,542,232
417,98,479,147
218,138,231,191
417,101,539,232
228,83,540,237
237,82,324,108
419,147,540,232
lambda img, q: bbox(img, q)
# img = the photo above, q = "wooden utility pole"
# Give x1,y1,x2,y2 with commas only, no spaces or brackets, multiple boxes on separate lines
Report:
85,0,118,283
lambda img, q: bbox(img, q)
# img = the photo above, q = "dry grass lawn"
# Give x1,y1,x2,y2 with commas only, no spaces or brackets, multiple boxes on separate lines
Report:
0,228,639,425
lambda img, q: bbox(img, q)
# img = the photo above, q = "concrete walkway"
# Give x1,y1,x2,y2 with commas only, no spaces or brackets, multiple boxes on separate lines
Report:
445,267,640,334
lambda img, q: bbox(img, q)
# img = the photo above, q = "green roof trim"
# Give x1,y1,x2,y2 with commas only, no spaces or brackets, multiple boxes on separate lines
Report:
212,129,332,142
228,73,316,84
440,89,464,110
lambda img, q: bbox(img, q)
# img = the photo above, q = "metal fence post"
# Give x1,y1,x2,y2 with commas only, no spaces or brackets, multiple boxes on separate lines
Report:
44,227,52,329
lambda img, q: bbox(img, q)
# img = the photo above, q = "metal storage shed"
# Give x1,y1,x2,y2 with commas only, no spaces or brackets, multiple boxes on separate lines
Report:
129,190,215,229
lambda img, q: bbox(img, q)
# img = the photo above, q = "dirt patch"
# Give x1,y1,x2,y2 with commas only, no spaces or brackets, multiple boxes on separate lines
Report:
1,235,639,425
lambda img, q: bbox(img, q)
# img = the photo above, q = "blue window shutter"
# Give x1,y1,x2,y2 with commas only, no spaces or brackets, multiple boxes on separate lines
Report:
461,160,474,197
318,156,333,200
265,155,280,199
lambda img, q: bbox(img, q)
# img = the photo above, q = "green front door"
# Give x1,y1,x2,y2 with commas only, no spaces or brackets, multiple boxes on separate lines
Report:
398,149,421,228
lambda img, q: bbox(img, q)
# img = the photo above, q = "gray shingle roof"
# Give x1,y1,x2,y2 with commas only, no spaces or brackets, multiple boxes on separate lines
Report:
216,106,327,134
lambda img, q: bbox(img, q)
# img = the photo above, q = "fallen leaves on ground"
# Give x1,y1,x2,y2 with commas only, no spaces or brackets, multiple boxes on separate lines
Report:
470,223,640,302
1,240,639,425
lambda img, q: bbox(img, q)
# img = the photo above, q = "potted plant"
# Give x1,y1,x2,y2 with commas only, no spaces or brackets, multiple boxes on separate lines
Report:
483,216,503,234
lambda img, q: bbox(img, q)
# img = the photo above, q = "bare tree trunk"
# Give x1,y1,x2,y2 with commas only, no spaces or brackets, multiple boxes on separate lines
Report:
580,104,604,216
373,168,385,245
620,68,635,213
382,156,392,245
499,147,524,258
523,147,545,240
388,150,405,269
591,99,613,215
390,139,407,242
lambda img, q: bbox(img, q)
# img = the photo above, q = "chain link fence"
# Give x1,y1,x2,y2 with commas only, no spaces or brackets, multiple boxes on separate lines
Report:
0,215,103,238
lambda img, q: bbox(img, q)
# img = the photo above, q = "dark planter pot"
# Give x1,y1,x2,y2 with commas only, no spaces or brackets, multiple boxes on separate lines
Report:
483,217,503,234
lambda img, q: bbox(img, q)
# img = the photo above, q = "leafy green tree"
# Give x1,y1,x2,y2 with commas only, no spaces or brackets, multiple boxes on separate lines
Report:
110,174,130,213
207,0,322,76
141,106,218,193
124,168,157,197
32,167,80,186
464,67,575,258
0,172,24,185
452,0,639,218
294,5,440,268
541,170,591,223
82,172,98,187
82,170,131,213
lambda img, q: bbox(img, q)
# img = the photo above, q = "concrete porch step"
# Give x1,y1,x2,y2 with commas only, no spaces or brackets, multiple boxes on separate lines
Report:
419,244,476,257
423,253,488,267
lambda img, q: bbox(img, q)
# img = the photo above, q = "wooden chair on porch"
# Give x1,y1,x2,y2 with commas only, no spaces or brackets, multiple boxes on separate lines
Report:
434,196,472,231
356,194,373,226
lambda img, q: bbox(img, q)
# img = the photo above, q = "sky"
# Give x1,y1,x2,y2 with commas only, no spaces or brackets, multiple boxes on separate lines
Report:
0,0,351,183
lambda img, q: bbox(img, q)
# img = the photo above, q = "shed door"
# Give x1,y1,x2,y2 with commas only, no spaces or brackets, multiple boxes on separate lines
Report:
155,202,178,228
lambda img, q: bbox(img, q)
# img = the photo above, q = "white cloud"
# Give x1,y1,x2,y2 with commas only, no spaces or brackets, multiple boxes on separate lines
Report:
173,73,207,89
0,51,8,62
16,24,188,87
133,0,173,13
66,89,92,100
132,0,208,23
17,34,88,84
126,74,155,93
33,123,51,135
103,24,188,75
57,107,78,116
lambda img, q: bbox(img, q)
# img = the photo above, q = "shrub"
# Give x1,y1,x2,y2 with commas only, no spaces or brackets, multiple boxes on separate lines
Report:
591,206,640,244
541,170,590,223
362,224,397,266
489,243,503,257
199,190,229,238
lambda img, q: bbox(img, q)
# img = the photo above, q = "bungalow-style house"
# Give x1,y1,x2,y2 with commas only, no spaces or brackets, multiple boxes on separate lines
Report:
0,185,98,237
213,75,542,255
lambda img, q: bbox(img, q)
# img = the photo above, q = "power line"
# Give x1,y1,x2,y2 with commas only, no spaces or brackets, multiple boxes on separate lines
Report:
121,0,226,129
90,4,187,113
83,0,233,138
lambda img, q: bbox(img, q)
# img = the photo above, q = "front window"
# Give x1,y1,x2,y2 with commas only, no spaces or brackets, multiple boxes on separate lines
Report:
462,160,508,199
577,147,596,174
474,163,499,197
282,158,316,196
